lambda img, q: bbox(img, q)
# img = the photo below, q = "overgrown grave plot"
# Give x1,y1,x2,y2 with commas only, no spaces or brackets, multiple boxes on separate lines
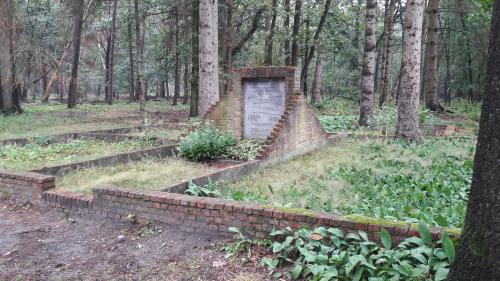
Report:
0,100,190,140
186,136,475,231
0,138,160,172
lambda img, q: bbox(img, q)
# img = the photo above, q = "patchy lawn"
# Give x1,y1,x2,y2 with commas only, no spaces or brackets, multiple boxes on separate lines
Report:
56,157,224,194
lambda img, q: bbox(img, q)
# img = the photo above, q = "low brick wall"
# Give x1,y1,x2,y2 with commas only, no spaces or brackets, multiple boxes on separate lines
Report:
30,144,178,176
0,171,55,203
0,169,452,242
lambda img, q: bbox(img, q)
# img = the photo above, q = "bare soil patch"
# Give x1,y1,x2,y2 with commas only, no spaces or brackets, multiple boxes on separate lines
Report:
0,199,270,281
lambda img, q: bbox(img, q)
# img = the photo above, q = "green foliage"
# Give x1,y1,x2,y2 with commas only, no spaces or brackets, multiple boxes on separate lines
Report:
337,158,472,228
254,225,455,281
449,99,482,122
367,106,398,135
223,140,263,161
178,123,237,161
222,227,271,261
184,180,222,198
319,115,357,133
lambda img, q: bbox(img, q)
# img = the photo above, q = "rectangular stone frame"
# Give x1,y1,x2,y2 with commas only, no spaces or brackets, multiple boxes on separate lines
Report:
232,67,300,139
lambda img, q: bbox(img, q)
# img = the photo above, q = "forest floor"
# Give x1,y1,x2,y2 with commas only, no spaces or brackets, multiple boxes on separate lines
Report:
0,199,271,281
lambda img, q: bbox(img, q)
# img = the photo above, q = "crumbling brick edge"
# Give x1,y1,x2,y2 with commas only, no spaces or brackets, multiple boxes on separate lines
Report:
0,169,458,243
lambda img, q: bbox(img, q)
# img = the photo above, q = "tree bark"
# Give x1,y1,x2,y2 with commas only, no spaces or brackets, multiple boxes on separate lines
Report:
183,63,190,105
290,0,302,67
358,0,378,126
422,0,443,111
67,0,85,109
379,0,396,107
173,6,181,106
0,0,21,113
134,0,145,112
127,0,135,102
284,0,292,65
448,1,500,279
311,52,323,105
199,0,219,116
106,0,118,105
264,0,278,65
395,0,424,141
190,0,200,116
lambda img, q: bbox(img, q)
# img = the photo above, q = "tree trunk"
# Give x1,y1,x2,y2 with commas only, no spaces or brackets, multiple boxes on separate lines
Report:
290,0,302,67
350,0,362,72
284,0,292,65
106,0,118,105
358,0,378,126
159,80,166,99
448,1,500,279
395,0,424,141
301,18,310,95
67,0,85,109
43,40,72,102
199,0,219,116
127,0,135,102
311,52,323,105
379,0,396,107
264,0,278,65
134,0,145,112
183,63,190,105
422,0,443,111
173,6,181,106
190,0,200,117
0,0,21,113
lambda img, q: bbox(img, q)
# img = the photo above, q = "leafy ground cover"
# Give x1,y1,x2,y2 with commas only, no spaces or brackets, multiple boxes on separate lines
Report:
215,136,475,228
56,157,220,194
0,101,189,140
225,224,455,281
0,138,158,171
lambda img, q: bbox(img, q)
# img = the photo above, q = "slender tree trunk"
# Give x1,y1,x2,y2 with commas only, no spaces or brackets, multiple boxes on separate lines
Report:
284,0,292,65
290,0,302,67
351,0,362,72
190,0,200,116
311,52,323,105
379,0,396,107
67,0,85,109
448,1,500,279
264,0,278,65
395,0,424,141
199,0,219,116
173,6,181,106
359,0,378,126
134,0,145,112
183,63,190,104
301,18,310,95
43,40,72,102
422,0,443,111
127,0,135,102
105,0,118,105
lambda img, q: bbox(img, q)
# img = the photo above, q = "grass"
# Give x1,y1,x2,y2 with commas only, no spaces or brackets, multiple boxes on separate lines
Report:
56,157,218,194
0,100,189,140
0,138,158,171
218,136,476,228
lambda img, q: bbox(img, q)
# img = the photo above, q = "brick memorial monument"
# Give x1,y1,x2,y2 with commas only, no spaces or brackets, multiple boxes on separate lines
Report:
203,66,330,160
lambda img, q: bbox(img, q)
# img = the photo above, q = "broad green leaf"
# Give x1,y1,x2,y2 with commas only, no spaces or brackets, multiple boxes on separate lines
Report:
290,264,303,279
443,235,456,263
352,267,364,281
418,222,432,245
434,268,450,281
380,228,392,250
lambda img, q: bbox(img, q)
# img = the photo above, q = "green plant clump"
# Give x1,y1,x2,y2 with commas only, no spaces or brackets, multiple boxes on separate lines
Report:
226,223,455,281
185,180,222,198
223,139,263,161
178,123,237,161
319,115,357,133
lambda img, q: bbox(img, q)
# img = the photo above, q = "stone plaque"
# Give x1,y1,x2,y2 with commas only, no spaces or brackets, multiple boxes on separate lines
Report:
243,78,286,139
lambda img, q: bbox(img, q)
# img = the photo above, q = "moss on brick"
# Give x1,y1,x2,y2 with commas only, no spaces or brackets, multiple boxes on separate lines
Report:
266,205,317,217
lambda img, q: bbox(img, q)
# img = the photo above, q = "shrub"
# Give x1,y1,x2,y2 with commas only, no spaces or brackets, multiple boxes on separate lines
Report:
184,180,221,198
178,123,237,161
319,115,357,133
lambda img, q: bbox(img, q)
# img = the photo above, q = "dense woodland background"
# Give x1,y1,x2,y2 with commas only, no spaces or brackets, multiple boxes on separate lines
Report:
0,0,493,115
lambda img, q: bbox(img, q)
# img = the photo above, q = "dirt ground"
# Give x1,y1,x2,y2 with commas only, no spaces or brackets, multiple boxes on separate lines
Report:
0,199,270,281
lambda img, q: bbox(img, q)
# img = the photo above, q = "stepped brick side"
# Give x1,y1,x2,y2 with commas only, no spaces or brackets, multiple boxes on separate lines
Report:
257,93,330,160
203,66,300,140
0,171,55,203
